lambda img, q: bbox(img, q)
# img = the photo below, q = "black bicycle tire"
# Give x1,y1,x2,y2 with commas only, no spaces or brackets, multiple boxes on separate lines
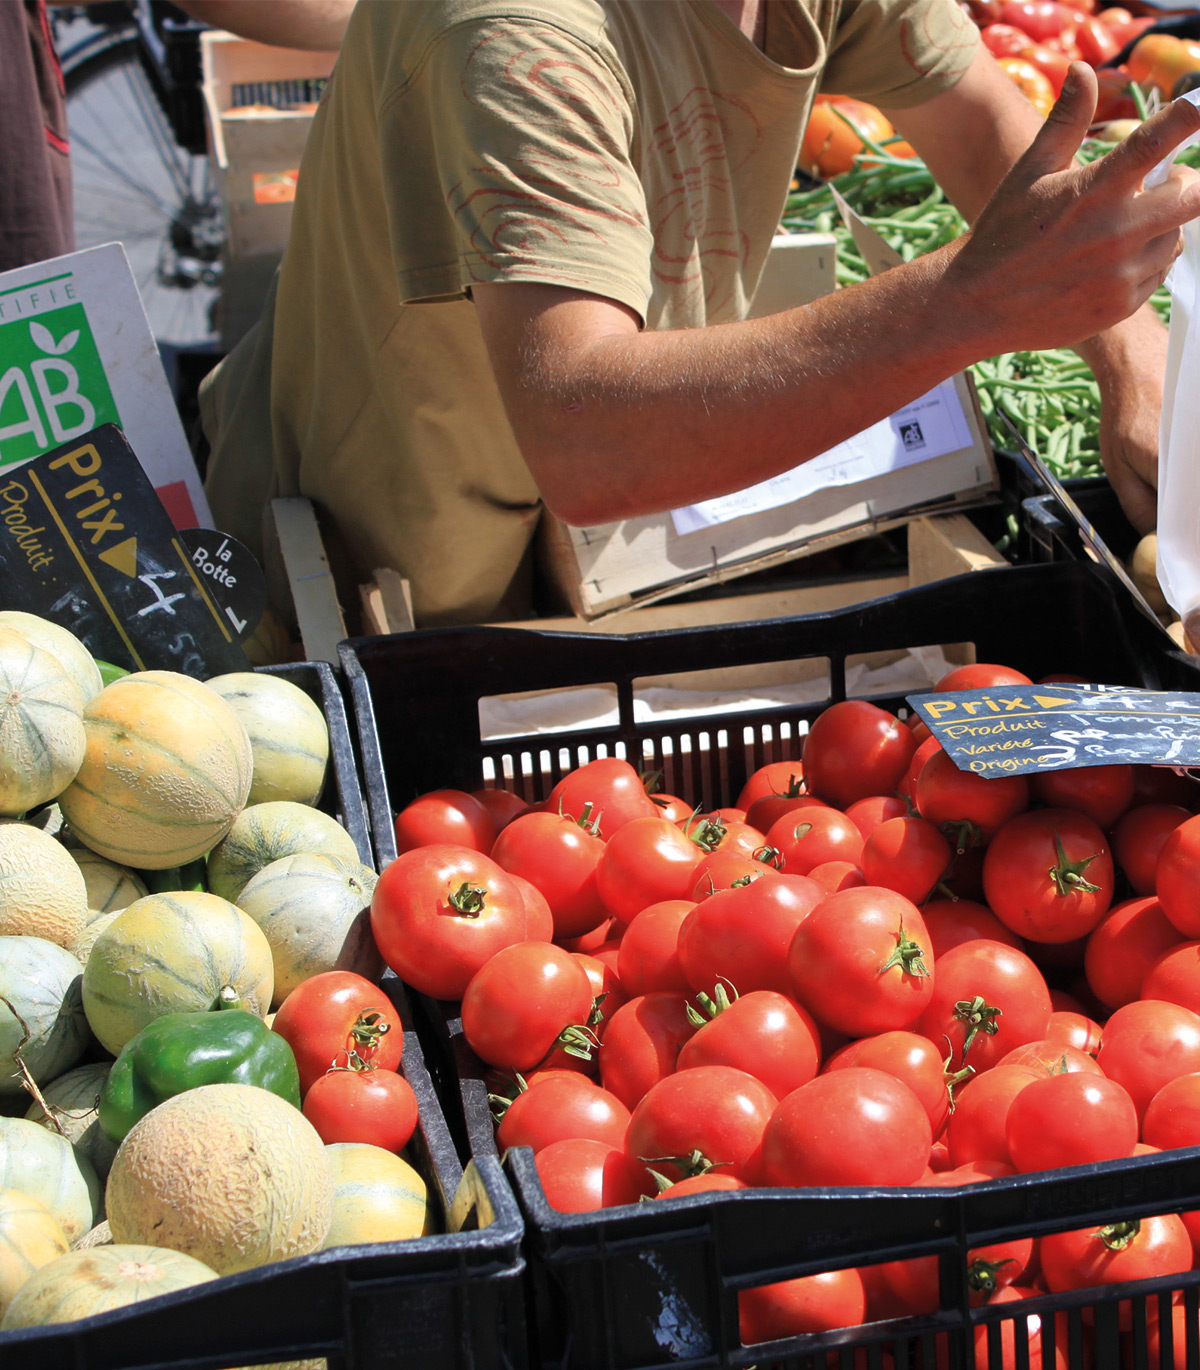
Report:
59,21,142,95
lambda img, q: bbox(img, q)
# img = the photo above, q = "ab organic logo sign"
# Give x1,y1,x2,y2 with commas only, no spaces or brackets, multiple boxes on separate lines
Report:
0,284,121,466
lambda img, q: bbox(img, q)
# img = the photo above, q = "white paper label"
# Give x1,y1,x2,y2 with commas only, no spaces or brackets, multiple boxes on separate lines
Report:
670,376,974,535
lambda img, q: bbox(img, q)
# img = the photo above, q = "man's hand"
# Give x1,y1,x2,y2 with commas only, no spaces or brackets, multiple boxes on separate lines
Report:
946,63,1200,355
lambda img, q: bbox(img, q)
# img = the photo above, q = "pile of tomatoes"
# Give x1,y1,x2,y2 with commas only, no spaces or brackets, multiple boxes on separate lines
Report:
972,1,1200,125
367,660,1200,1352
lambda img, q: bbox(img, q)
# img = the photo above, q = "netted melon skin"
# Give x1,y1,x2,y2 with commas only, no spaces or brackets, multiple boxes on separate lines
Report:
106,1084,332,1276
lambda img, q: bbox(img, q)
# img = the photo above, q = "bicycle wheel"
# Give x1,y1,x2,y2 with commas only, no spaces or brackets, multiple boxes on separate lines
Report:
58,14,222,347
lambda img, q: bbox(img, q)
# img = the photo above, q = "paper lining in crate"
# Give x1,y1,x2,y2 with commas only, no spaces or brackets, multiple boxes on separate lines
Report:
542,368,999,620
200,31,335,262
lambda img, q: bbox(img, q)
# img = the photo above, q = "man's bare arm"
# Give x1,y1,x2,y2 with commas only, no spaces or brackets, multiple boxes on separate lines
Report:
473,62,1200,528
171,0,351,51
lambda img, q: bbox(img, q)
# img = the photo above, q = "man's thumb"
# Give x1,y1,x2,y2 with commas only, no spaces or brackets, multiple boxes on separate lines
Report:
1021,61,1096,176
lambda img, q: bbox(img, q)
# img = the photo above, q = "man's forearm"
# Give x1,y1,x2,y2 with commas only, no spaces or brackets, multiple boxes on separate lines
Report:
172,0,351,51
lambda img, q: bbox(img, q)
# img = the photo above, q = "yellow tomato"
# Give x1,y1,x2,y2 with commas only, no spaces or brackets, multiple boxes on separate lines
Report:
1127,33,1200,101
995,57,1057,118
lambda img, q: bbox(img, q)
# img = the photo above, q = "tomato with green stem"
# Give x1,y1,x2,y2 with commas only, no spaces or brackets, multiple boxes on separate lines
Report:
272,969,403,1096
913,747,1030,848
596,816,710,925
490,808,609,939
675,984,821,1101
496,1074,630,1153
546,757,659,839
788,886,935,1036
764,806,864,875
302,1058,419,1152
1005,1072,1138,1173
461,940,597,1073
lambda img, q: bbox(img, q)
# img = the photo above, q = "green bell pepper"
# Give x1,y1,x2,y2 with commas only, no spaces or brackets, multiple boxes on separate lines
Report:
99,1003,301,1143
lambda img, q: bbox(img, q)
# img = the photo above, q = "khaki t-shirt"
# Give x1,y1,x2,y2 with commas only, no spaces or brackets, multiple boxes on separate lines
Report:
201,0,977,626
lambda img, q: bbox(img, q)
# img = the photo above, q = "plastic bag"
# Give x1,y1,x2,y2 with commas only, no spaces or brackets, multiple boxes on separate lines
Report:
1148,88,1200,648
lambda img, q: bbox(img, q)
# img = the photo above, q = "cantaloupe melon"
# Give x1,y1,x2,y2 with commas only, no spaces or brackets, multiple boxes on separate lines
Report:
323,1143,434,1248
0,1187,70,1316
0,1116,99,1244
0,627,85,817
207,802,361,904
0,613,102,707
73,1220,111,1249
106,1083,332,1275
82,891,274,1055
58,670,253,870
0,936,89,1099
205,673,330,807
67,846,148,917
0,1243,217,1329
237,854,381,1007
25,1062,117,1181
0,824,88,947
68,910,119,966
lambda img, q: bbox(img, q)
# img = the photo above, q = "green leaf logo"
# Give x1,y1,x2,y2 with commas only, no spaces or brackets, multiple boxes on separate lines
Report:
29,322,79,356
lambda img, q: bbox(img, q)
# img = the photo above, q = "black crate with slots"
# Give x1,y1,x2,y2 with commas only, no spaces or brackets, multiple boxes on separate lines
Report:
342,557,1200,1370
0,662,529,1370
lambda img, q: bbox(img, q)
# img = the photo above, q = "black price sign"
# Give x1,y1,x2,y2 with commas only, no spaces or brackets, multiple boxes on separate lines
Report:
907,684,1200,776
0,424,250,677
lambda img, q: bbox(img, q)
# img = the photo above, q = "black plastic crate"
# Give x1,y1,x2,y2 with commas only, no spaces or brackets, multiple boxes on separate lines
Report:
0,661,528,1370
0,1004,527,1370
342,557,1200,1370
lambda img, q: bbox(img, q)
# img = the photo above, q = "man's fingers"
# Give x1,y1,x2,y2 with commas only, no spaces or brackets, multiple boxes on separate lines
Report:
1135,162,1200,240
1015,62,1096,181
1095,94,1200,191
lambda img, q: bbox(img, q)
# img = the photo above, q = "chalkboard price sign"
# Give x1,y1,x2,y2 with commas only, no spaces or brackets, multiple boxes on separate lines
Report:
907,684,1200,776
0,424,250,677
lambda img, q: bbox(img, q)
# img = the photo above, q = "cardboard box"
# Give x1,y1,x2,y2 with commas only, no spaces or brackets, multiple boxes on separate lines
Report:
540,226,997,620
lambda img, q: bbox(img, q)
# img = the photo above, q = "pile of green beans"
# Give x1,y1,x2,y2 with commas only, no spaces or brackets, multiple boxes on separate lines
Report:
780,136,1189,480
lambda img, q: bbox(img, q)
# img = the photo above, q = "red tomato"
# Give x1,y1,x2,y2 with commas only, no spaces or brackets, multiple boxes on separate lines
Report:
1112,803,1190,897
272,970,404,1096
1043,1008,1102,1054
1030,764,1134,831
1148,1304,1200,1370
681,813,767,860
470,786,529,832
845,794,910,839
625,1065,778,1184
371,844,530,1000
546,757,658,838
916,939,1052,1074
496,1075,630,1153
788,886,935,1036
1074,14,1120,66
1090,65,1139,125
983,808,1114,943
1085,896,1183,1010
509,872,555,942
596,816,706,925
946,1063,1043,1168
825,1030,953,1136
1140,941,1200,1018
981,22,1035,58
764,806,865,874
677,873,823,997
1142,1071,1200,1151
461,941,596,1072
656,1173,748,1199
616,900,693,996
598,992,696,1109
649,792,693,824
761,1067,932,1187
393,788,496,855
935,663,1033,691
688,850,778,900
920,898,1025,959
744,788,824,834
860,815,952,905
572,951,627,1033
1155,814,1200,937
675,989,821,1101
533,1138,650,1211
1006,1072,1137,1173
914,747,1031,847
998,1,1078,42
997,1038,1102,1076
490,810,608,939
302,1063,419,1151
800,96,895,180
556,917,616,954
738,1268,866,1344
1023,41,1072,93
1097,998,1200,1124
880,1237,1033,1316
1040,1214,1193,1313
900,734,943,801
736,759,806,813
806,860,866,894
802,701,918,809
974,1286,1070,1370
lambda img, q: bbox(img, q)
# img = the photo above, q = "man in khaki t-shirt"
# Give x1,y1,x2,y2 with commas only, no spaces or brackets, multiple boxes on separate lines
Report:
202,0,1200,627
